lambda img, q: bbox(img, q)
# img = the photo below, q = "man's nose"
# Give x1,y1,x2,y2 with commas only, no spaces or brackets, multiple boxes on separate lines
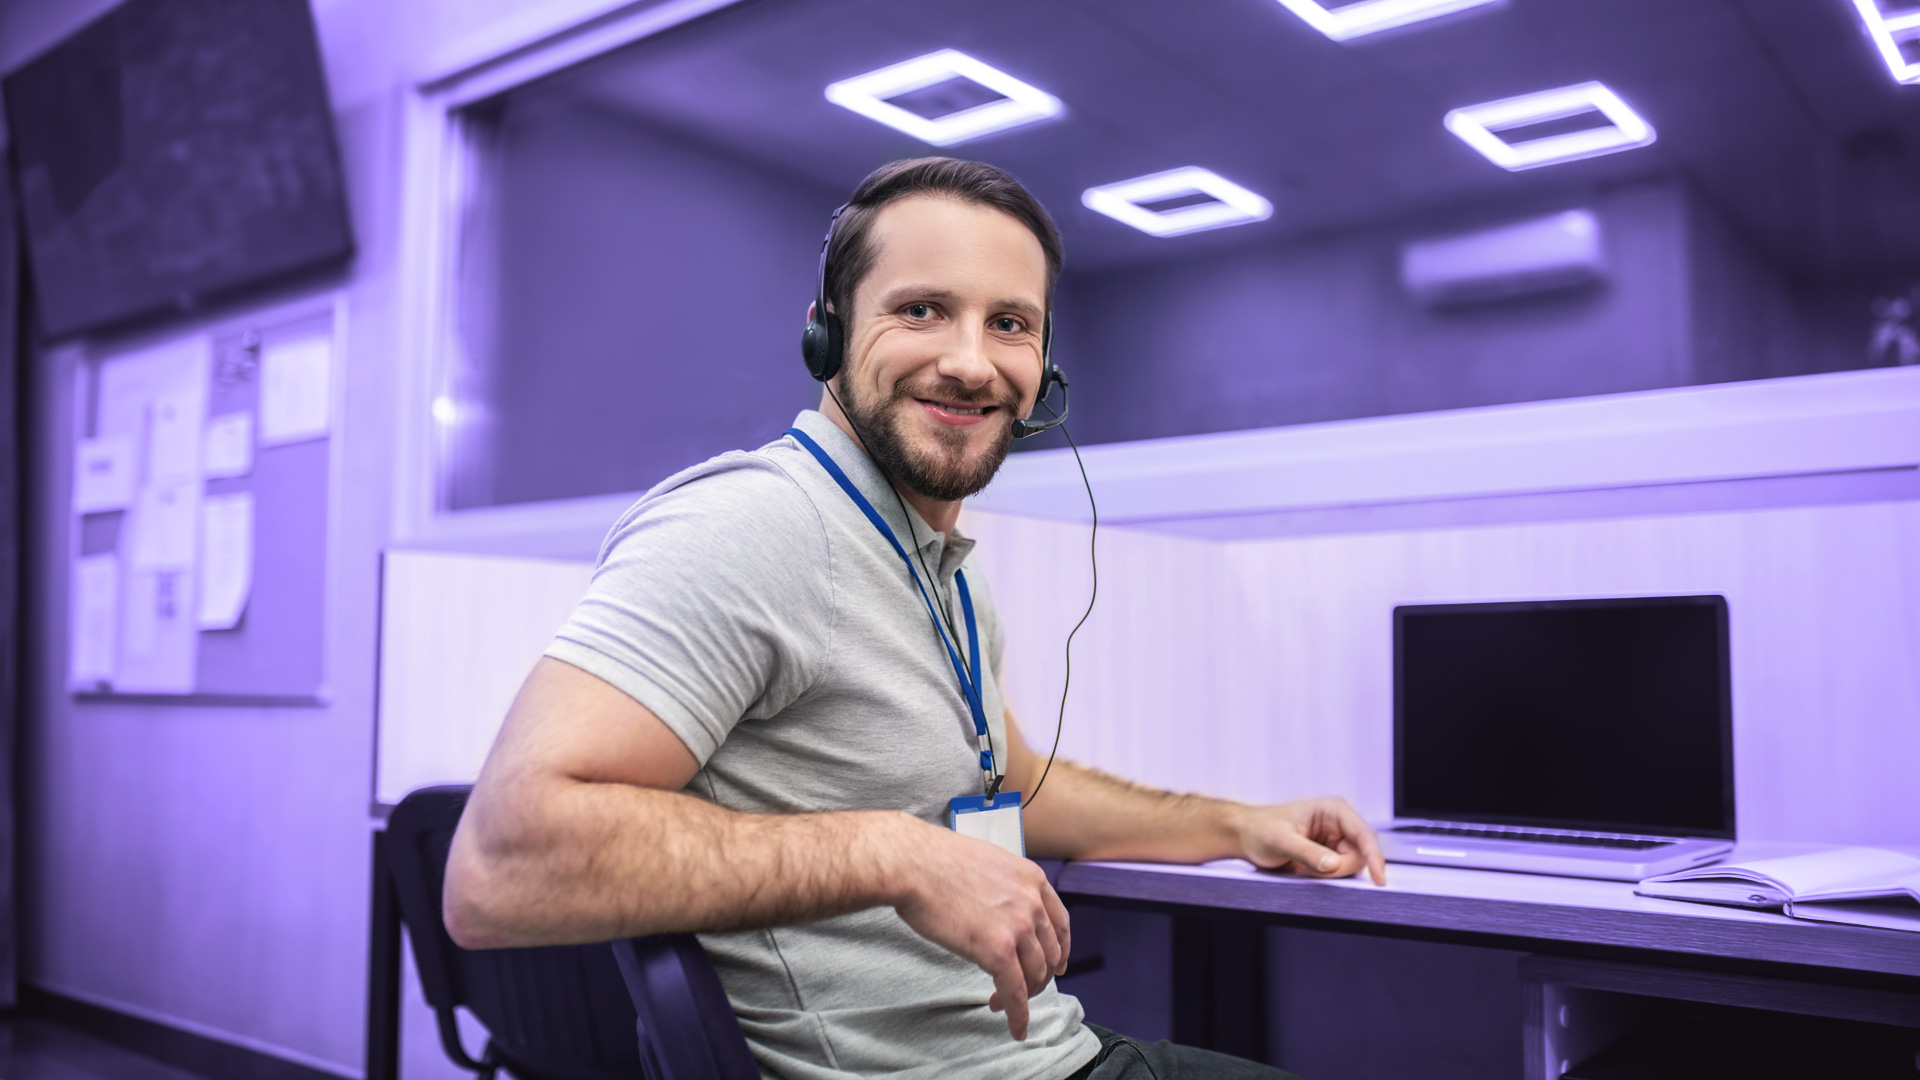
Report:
935,321,996,388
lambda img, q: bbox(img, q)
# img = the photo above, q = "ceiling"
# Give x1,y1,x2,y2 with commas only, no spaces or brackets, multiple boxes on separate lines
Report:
521,0,1920,281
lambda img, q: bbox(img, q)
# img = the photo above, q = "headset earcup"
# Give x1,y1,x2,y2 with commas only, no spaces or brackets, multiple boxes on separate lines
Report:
801,313,843,382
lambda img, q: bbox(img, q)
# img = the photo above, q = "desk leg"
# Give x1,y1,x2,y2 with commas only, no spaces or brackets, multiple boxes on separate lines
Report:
365,829,402,1080
1172,916,1268,1063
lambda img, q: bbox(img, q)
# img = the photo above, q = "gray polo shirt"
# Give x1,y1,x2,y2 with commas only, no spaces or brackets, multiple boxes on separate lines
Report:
546,409,1098,1080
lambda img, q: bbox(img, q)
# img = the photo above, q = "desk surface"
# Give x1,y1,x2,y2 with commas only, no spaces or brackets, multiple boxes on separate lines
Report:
1056,858,1920,981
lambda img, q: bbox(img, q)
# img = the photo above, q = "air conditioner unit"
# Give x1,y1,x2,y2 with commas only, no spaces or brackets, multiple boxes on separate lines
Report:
1400,209,1606,306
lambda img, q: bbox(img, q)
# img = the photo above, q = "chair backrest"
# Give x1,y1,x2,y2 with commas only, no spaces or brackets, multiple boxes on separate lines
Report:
385,786,641,1080
609,935,760,1080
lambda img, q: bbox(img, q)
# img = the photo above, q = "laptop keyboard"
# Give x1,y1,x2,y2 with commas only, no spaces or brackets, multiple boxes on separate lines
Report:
1390,824,1671,851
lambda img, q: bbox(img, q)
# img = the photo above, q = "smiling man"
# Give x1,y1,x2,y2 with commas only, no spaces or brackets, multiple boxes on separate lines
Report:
444,158,1384,1080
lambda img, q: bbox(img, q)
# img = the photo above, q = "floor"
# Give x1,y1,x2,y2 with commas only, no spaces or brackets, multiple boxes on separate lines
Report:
0,1014,210,1080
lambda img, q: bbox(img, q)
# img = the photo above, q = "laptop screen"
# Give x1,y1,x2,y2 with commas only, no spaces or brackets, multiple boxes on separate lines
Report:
1394,595,1734,839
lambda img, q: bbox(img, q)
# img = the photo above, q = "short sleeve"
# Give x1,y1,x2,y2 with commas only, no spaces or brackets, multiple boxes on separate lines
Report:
546,455,835,765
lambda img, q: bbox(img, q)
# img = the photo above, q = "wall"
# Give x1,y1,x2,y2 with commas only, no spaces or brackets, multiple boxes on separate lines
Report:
1041,176,1868,450
1687,184,1814,386
5,1,697,1076
964,494,1920,847
446,95,828,510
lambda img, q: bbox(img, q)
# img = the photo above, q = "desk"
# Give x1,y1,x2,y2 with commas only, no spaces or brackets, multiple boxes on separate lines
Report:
1054,859,1920,1079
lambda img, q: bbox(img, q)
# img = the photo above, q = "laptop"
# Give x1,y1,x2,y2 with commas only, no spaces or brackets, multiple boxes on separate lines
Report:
1378,595,1736,882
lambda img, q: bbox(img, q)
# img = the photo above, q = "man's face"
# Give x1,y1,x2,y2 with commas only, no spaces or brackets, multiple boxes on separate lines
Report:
836,195,1048,503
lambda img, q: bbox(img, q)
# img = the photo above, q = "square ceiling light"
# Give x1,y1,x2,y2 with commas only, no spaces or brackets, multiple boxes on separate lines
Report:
1851,0,1920,84
1444,82,1656,171
1273,0,1502,41
824,49,1063,146
1082,167,1274,237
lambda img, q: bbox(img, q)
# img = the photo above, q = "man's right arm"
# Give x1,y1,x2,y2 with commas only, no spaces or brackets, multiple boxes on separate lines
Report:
443,656,1071,1040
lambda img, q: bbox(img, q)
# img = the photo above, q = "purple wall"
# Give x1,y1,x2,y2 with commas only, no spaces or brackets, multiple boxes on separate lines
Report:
446,95,830,510
1039,177,1877,450
11,0,426,1073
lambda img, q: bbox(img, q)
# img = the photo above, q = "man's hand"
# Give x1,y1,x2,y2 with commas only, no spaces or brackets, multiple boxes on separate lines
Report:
1234,796,1387,885
884,818,1071,1042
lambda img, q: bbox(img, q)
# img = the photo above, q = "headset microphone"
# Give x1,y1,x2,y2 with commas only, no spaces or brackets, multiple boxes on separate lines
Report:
1008,316,1068,440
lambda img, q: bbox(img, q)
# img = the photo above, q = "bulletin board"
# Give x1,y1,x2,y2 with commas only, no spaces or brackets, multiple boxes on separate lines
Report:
69,300,337,703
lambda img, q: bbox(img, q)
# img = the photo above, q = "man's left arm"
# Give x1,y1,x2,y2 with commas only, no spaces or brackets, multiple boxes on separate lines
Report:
1001,710,1387,885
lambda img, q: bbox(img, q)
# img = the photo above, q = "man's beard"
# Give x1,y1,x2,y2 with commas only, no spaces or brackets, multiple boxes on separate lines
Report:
839,377,1017,502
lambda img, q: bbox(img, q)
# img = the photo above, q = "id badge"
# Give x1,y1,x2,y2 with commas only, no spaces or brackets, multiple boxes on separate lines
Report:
949,791,1025,857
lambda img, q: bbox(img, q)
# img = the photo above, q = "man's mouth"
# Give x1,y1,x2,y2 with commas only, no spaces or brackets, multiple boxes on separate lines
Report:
915,397,998,423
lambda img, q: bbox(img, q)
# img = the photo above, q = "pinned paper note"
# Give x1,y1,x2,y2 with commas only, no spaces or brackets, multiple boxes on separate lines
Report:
97,336,211,443
71,554,120,685
116,567,198,694
259,335,331,446
147,387,206,482
203,412,255,479
197,492,254,630
73,437,136,513
129,480,200,571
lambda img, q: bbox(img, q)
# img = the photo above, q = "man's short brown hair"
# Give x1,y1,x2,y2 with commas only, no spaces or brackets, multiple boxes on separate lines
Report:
824,157,1064,326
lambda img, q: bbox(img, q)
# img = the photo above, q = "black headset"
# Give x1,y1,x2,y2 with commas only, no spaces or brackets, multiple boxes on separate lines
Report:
801,204,1069,439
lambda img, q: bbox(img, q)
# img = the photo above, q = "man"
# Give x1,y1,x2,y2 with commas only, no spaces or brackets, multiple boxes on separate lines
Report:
445,157,1386,1080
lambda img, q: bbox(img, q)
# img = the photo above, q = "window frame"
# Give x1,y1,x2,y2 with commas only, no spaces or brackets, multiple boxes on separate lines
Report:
390,0,752,557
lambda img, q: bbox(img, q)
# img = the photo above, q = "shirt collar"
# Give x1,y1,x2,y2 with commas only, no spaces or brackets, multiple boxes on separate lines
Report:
789,410,975,573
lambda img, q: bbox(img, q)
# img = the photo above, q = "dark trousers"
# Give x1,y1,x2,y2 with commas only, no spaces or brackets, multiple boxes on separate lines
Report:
1063,1025,1303,1080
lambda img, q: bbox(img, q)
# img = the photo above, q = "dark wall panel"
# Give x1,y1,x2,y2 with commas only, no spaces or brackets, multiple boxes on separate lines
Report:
0,140,17,1009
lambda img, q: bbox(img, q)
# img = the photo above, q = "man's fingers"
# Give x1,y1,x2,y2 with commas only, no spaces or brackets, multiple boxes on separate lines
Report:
1032,907,1063,983
1332,801,1390,885
1016,931,1052,998
1042,885,1072,976
989,961,1030,1040
1274,830,1342,875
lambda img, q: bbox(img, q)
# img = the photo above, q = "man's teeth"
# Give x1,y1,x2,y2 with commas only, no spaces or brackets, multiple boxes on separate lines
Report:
934,403,985,415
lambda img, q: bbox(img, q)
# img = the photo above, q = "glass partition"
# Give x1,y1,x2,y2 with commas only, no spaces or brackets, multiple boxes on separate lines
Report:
441,0,1920,508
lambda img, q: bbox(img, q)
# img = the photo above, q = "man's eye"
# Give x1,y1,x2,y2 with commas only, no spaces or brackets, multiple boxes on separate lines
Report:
905,303,933,319
995,317,1023,333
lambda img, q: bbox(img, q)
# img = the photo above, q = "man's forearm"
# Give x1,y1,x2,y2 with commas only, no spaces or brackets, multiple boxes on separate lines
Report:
445,777,918,949
1018,758,1248,864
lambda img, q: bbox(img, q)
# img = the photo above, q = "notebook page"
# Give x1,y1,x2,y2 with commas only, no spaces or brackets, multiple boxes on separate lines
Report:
1643,847,1920,896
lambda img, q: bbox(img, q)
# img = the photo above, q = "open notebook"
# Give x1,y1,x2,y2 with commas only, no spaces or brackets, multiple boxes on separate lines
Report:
1636,847,1920,933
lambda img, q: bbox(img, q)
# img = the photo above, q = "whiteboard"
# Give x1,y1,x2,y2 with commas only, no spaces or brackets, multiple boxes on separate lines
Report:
375,549,593,805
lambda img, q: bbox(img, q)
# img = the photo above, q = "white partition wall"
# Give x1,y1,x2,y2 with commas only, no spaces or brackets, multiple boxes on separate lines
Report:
963,368,1920,849
375,550,594,805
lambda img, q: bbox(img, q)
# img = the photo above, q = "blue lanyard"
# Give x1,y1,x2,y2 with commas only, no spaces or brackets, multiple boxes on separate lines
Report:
786,427,996,789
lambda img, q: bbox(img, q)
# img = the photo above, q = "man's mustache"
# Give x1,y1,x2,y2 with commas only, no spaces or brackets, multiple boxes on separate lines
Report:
886,381,1022,412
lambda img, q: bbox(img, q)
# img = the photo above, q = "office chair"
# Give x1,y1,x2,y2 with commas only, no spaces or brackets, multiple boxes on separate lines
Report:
386,785,642,1080
609,935,759,1080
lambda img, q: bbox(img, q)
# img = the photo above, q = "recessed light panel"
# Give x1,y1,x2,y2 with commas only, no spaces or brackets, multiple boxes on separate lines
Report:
1082,168,1274,237
1273,0,1502,41
824,49,1063,146
1444,82,1656,172
1851,0,1920,84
